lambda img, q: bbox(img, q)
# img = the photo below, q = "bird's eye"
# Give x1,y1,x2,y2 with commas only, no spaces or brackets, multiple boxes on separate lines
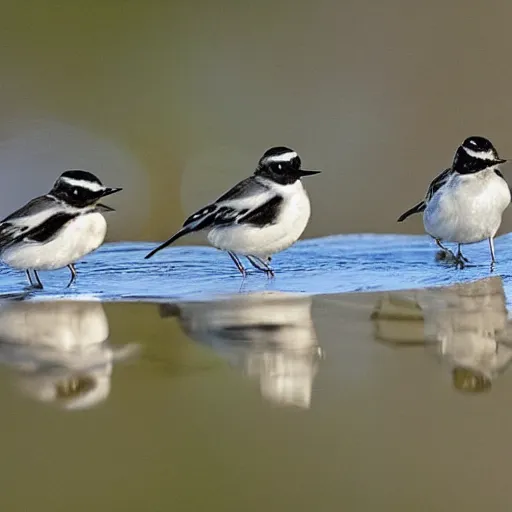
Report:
73,189,78,195
278,164,283,171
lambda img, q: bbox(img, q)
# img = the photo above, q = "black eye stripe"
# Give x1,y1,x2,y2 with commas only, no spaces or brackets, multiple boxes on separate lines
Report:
50,180,105,207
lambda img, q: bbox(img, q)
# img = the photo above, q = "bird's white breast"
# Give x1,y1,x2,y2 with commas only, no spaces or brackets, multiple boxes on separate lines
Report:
2,212,108,270
207,180,311,256
423,170,511,243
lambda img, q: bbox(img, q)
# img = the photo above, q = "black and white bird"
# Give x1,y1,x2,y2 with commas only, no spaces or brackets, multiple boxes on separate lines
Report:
398,136,510,268
0,170,122,288
145,146,320,276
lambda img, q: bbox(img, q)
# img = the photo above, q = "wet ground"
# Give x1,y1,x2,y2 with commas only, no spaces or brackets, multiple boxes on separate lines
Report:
1,234,512,511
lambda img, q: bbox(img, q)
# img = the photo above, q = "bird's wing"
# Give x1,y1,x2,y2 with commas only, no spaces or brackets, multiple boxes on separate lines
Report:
182,176,276,231
0,196,78,248
144,177,278,259
425,167,452,202
397,167,452,222
236,196,283,227
22,211,80,243
1,195,62,223
214,176,270,204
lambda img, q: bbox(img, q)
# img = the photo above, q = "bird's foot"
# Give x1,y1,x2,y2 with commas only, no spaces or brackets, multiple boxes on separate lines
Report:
455,259,466,270
454,249,469,269
265,268,275,279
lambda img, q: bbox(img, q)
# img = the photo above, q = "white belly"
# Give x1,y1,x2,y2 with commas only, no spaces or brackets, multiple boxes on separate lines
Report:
423,171,511,243
207,183,311,257
1,212,107,270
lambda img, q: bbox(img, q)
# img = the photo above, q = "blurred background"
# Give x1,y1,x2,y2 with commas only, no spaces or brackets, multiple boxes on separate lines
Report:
1,0,511,242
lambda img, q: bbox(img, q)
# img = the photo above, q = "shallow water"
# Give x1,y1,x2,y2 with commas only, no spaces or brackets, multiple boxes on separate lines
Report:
1,233,512,302
1,235,512,511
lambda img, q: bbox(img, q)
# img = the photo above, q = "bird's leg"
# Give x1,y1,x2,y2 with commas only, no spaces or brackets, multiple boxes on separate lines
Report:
246,256,269,273
247,255,275,278
489,237,496,272
452,244,468,269
227,252,246,277
25,270,35,287
32,270,44,289
456,244,469,263
453,245,466,270
257,256,275,277
434,238,456,259
66,264,77,288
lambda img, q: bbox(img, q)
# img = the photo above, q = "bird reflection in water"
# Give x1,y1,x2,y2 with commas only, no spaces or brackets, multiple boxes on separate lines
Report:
0,300,138,409
160,292,322,408
371,276,512,393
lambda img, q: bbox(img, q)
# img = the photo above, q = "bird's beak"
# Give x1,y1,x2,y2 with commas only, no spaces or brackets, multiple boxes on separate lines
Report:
95,203,116,213
297,169,321,177
100,187,123,197
496,158,508,165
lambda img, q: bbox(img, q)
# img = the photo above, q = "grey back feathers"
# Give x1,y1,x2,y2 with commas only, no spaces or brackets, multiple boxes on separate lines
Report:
183,172,286,231
2,195,61,223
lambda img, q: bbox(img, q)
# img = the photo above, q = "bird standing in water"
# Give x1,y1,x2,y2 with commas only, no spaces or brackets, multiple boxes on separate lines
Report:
398,136,510,269
145,146,321,276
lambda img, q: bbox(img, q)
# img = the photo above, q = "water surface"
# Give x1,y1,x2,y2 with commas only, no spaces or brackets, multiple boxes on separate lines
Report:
0,233,511,302
1,235,512,511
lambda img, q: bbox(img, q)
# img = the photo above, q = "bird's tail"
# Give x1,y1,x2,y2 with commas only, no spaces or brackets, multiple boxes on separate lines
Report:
397,201,426,222
144,227,193,259
145,204,219,259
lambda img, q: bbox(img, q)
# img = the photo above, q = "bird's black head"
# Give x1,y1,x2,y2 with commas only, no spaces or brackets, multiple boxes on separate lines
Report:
254,146,321,184
452,136,507,175
50,170,122,207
